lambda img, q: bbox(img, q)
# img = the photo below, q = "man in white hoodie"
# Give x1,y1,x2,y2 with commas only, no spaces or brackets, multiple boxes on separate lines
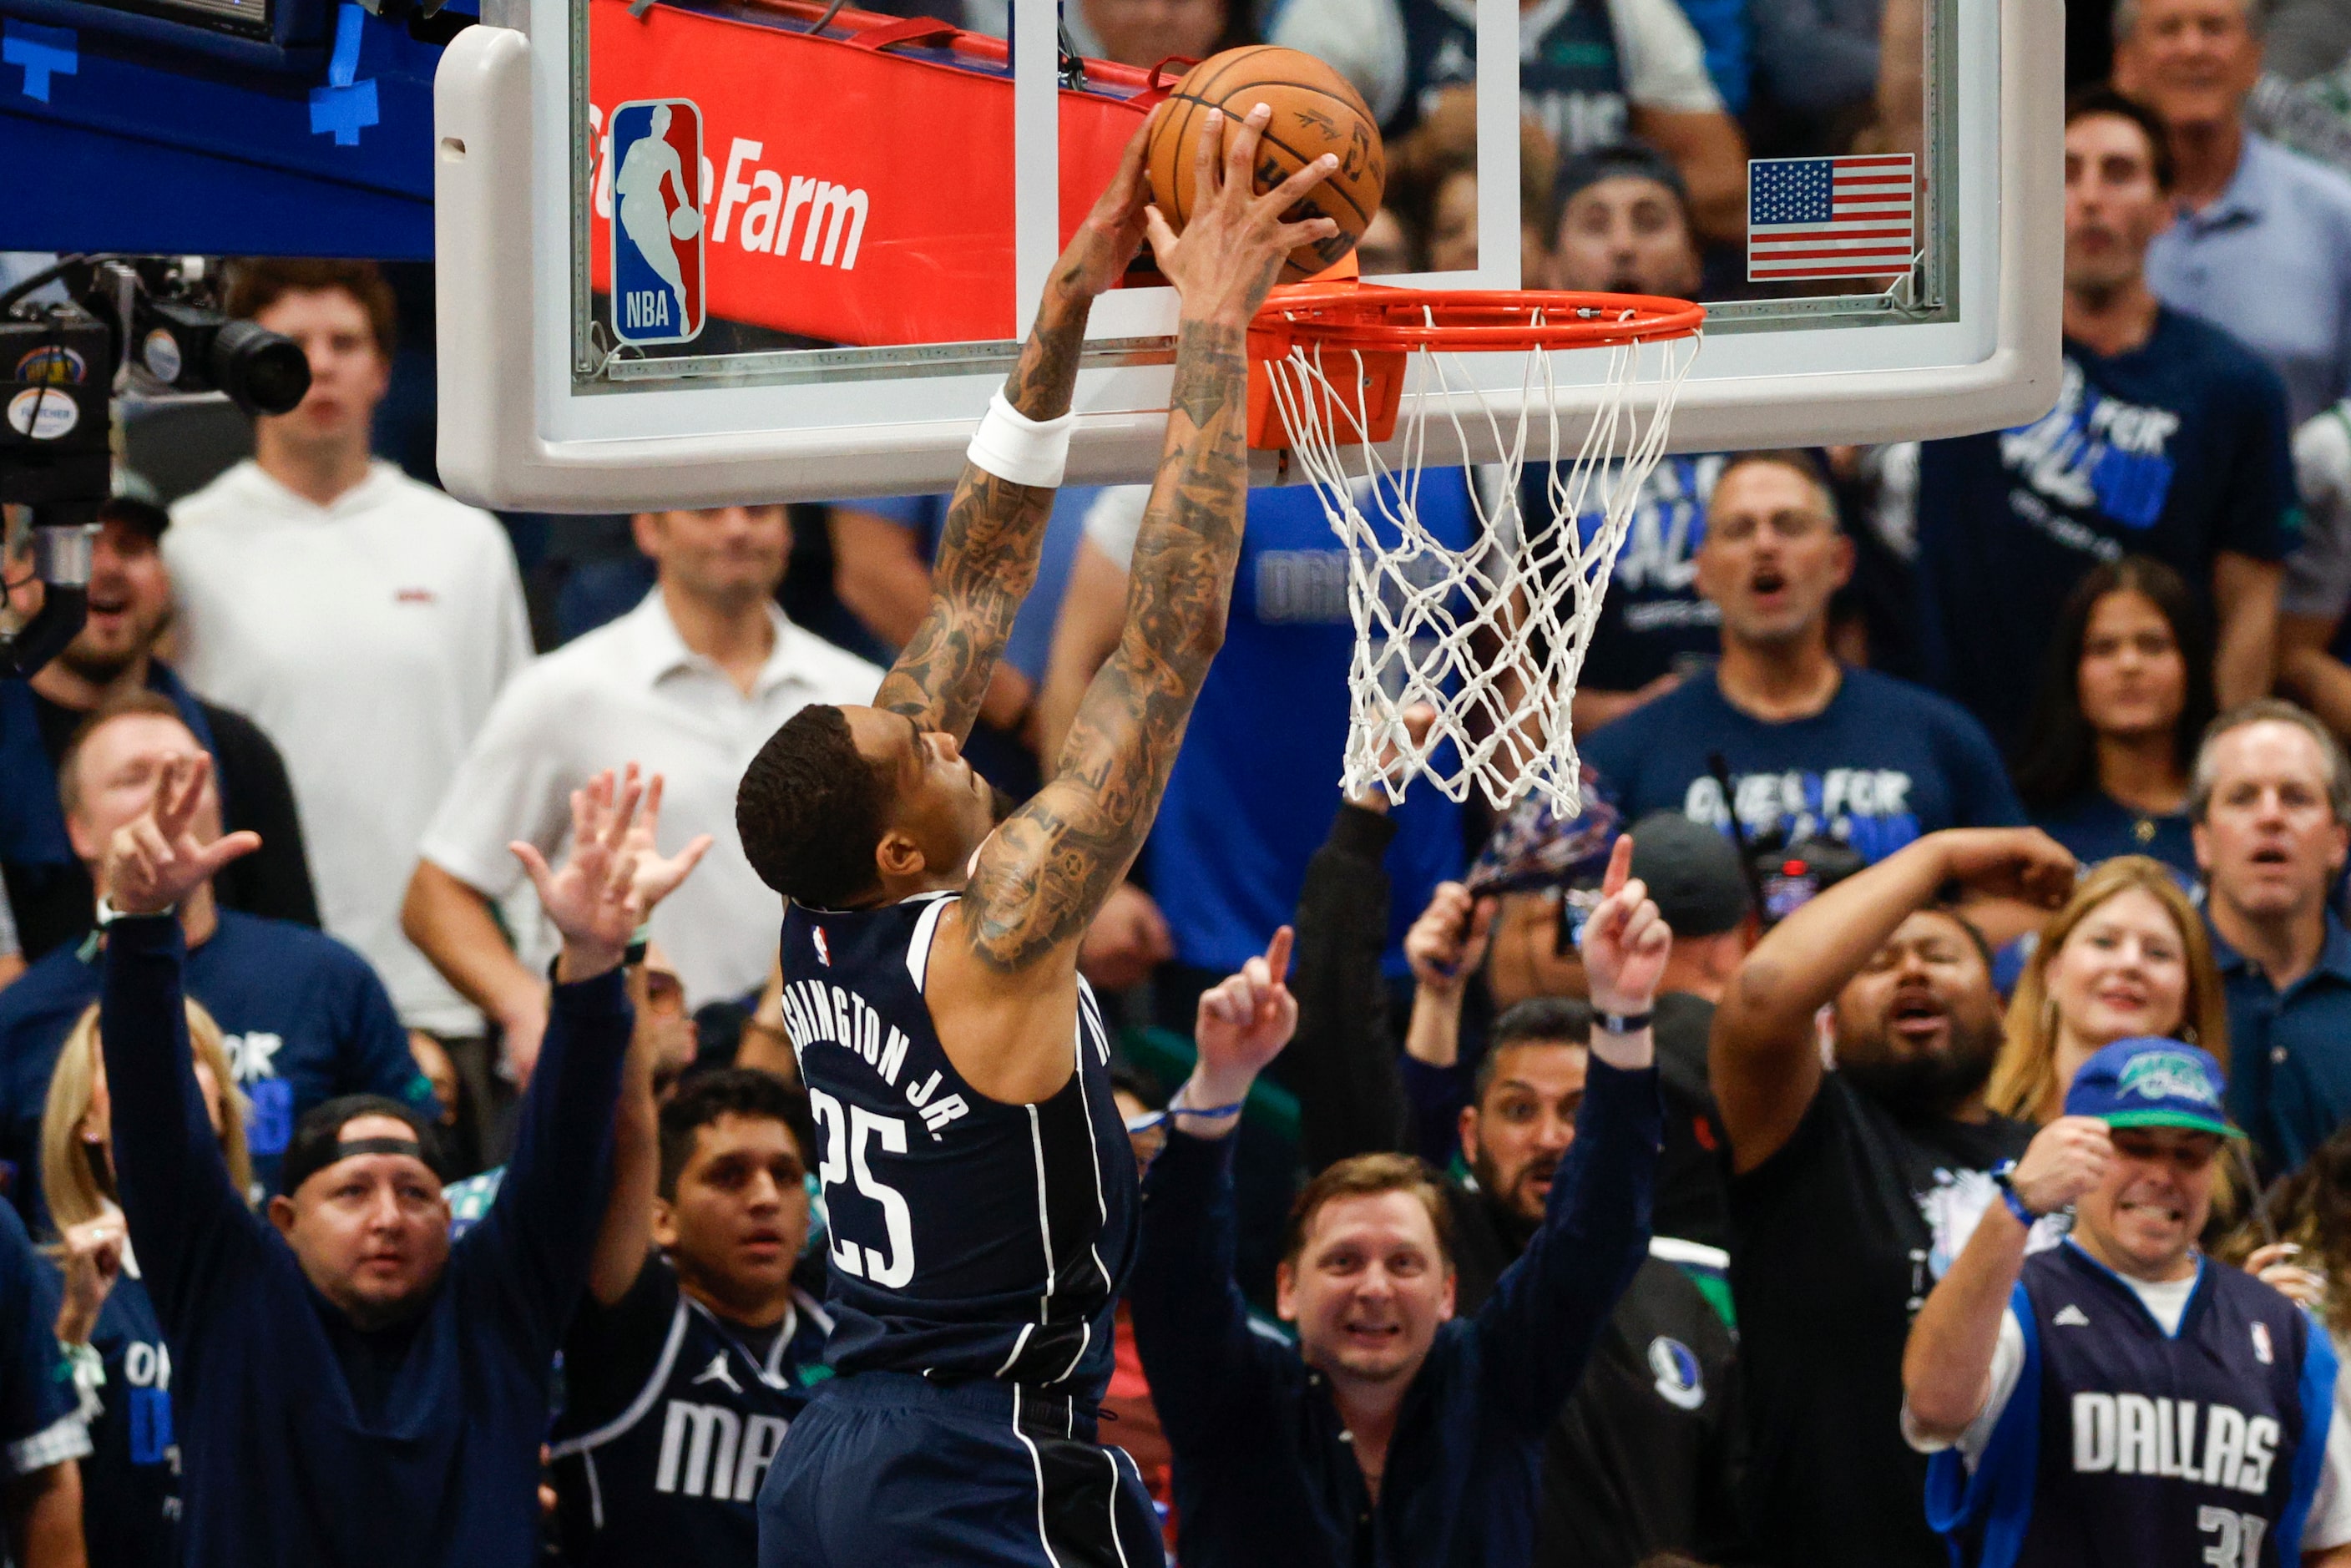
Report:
166,260,532,1050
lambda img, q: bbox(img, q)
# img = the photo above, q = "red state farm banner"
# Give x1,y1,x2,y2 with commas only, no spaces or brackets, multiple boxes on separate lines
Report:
587,0,1154,347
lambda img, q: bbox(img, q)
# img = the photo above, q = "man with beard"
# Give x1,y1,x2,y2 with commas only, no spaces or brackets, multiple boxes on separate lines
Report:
1710,825,2077,1568
1579,451,2025,869
0,497,316,963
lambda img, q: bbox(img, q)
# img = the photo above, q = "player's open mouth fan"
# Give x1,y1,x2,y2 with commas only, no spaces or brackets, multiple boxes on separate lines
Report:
1245,281,1705,817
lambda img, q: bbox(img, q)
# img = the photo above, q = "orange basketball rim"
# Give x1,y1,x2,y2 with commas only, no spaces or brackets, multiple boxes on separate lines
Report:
1245,280,1707,450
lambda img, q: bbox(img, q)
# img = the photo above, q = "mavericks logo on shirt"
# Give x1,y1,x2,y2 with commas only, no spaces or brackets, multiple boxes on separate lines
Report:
1999,357,2181,542
1683,767,1921,862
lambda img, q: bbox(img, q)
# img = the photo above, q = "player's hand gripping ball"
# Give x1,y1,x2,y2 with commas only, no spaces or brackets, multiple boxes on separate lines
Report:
1145,46,1386,283
670,205,704,242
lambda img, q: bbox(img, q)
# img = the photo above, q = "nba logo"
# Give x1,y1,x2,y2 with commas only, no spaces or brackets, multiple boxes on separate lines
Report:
609,98,706,346
812,928,832,967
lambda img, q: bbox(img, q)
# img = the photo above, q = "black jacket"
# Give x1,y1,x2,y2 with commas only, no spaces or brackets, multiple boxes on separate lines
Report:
1290,802,1754,1568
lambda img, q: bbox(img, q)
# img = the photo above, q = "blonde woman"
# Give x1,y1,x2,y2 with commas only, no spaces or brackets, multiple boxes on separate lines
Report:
39,999,249,1568
1987,855,2228,1125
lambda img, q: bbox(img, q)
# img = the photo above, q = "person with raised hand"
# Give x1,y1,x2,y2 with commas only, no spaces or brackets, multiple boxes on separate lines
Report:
90,757,690,1568
1709,825,2078,1568
38,991,250,1568
744,103,1336,1568
1126,837,1663,1568
1903,1039,2351,1567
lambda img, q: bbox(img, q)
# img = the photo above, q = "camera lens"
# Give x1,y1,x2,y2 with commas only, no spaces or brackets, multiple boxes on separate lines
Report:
210,320,311,416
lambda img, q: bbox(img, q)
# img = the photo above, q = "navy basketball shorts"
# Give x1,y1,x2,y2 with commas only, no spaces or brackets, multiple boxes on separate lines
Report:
757,1370,1163,1568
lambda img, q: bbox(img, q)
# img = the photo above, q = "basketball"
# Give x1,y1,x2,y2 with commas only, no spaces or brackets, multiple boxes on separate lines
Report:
669,205,703,242
1145,46,1386,285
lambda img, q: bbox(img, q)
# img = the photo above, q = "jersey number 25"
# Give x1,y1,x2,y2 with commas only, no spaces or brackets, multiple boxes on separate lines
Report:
807,1087,918,1288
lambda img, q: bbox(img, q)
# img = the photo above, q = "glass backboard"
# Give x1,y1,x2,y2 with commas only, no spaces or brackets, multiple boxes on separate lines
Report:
432,0,2060,510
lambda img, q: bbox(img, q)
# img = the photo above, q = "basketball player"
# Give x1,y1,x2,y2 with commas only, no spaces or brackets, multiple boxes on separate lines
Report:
1902,1036,2351,1566
738,106,1342,1567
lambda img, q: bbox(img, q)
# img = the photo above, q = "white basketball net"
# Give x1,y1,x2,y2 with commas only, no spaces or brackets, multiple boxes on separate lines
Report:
1261,322,1701,817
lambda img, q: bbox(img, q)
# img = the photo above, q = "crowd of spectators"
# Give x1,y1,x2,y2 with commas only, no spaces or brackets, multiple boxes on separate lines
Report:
13,0,2351,1564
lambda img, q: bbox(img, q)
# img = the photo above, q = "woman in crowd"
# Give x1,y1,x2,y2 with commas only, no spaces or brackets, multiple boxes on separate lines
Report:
2218,1120,2351,1333
2010,555,2216,883
39,999,251,1568
1986,855,2228,1125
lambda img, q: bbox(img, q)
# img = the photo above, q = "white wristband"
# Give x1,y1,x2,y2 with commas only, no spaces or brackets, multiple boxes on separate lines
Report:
967,389,1075,488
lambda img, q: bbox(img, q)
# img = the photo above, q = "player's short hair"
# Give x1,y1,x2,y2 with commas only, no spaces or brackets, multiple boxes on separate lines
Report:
2191,698,2351,825
56,690,195,821
1713,449,1841,531
658,1068,814,1201
1472,998,1595,1102
2067,85,2178,193
1282,1152,1454,1272
225,257,398,362
737,705,895,908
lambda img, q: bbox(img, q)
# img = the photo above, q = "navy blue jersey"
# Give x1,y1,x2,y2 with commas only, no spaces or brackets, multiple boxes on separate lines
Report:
1928,1242,2335,1568
1917,311,2299,746
778,893,1135,1404
35,1260,178,1568
1396,0,1626,151
549,1258,831,1568
1580,666,2025,864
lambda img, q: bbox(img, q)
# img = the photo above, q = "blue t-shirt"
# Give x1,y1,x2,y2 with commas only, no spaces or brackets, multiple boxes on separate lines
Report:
1394,0,1625,149
1916,311,2298,746
0,911,433,1225
1541,453,1727,694
1579,665,2025,862
0,1201,81,1480
1147,478,1474,977
2028,792,2197,887
35,1261,177,1568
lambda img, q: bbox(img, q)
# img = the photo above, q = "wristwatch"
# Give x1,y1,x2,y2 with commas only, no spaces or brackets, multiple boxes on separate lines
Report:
93,897,171,927
1990,1159,2041,1227
1595,1009,1653,1035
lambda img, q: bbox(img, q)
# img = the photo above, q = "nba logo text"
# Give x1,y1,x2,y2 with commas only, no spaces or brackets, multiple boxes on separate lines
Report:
609,98,707,346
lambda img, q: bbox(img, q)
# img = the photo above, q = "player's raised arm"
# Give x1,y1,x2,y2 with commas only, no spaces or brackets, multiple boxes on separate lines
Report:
871,117,1159,742
955,105,1341,975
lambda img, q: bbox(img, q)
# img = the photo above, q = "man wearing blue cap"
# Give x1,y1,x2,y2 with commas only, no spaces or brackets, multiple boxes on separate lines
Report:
1902,1037,2351,1566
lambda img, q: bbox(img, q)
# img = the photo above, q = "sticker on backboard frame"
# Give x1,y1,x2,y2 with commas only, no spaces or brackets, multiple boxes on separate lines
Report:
609,98,707,346
1747,154,1917,284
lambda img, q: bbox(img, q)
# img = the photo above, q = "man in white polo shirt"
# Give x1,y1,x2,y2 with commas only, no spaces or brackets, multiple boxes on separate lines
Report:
166,260,532,1043
403,504,880,1082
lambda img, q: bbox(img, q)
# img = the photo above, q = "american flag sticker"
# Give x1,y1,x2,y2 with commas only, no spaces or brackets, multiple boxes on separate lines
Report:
1747,154,1917,283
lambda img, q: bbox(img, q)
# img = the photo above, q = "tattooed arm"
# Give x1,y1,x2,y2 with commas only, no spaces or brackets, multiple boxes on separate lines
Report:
928,103,1342,1102
870,120,1155,743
